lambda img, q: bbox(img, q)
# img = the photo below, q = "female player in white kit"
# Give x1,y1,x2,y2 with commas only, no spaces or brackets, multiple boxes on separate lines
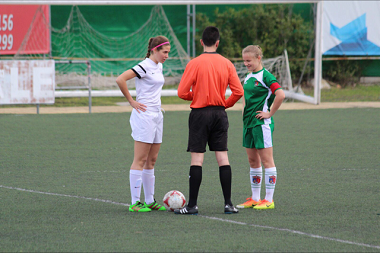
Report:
116,36,170,212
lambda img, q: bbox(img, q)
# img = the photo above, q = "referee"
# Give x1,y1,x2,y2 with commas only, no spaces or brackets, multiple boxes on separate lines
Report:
175,26,244,215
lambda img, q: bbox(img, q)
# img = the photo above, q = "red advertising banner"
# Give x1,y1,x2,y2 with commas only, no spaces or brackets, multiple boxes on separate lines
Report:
0,5,50,55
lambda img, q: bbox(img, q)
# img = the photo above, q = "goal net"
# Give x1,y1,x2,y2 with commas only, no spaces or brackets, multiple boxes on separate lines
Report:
14,5,190,90
234,50,308,101
234,52,292,89
13,4,310,102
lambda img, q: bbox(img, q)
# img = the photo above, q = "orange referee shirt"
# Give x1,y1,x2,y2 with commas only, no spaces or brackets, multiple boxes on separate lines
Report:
177,52,244,109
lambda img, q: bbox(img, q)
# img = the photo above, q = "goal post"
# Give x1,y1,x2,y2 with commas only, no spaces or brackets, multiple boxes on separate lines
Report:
7,1,322,105
234,49,315,104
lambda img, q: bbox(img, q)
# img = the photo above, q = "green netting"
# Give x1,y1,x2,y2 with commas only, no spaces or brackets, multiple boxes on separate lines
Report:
55,5,189,76
15,5,190,79
11,4,312,102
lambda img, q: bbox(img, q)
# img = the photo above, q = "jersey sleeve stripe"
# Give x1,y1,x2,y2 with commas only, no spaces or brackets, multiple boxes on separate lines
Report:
138,64,146,74
270,82,282,94
131,68,141,79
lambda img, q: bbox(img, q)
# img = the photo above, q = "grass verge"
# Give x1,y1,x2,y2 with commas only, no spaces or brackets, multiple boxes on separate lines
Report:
302,84,380,102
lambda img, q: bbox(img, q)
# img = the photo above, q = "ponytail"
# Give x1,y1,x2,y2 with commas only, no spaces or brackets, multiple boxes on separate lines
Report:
145,38,155,58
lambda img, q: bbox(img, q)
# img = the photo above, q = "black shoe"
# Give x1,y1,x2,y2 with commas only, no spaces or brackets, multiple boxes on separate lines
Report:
224,204,239,214
174,205,198,215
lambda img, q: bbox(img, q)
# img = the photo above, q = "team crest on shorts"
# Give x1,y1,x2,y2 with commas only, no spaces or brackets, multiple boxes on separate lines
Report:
269,175,276,184
252,175,261,184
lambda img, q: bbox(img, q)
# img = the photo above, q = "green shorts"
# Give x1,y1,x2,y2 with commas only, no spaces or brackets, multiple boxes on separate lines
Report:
243,124,274,149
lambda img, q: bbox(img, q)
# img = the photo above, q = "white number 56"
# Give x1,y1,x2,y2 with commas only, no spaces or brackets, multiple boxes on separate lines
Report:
0,14,13,31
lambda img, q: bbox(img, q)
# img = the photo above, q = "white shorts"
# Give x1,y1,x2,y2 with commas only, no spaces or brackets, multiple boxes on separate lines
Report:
130,109,164,144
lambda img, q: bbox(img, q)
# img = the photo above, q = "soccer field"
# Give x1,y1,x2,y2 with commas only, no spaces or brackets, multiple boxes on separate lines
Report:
1,108,379,252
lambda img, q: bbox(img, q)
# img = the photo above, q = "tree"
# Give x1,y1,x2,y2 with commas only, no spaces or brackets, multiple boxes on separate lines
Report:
196,4,314,84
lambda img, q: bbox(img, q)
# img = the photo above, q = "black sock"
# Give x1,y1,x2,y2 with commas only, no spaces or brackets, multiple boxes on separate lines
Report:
188,165,202,208
219,165,233,206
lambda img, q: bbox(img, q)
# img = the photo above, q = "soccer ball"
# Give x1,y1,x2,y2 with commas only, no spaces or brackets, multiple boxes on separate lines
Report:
163,190,186,211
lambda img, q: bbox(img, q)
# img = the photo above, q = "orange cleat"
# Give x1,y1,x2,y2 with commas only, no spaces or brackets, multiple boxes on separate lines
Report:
236,197,262,209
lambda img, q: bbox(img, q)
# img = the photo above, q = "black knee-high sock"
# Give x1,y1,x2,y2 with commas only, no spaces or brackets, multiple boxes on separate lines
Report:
219,165,233,206
188,165,202,208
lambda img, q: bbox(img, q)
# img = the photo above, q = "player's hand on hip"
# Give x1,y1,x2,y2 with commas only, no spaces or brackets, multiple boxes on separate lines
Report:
130,100,147,113
255,111,271,120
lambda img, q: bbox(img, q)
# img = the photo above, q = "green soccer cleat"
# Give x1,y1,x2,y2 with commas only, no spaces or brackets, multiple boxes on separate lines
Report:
144,200,166,211
253,199,275,210
129,201,152,212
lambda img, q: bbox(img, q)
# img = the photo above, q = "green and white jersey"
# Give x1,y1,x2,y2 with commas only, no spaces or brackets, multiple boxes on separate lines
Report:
243,68,281,128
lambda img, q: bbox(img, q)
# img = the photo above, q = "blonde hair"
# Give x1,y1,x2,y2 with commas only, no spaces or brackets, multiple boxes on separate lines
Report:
242,45,263,59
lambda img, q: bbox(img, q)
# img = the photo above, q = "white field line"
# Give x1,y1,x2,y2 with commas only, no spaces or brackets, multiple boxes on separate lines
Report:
0,185,128,207
201,216,380,250
1,170,174,174
1,185,380,250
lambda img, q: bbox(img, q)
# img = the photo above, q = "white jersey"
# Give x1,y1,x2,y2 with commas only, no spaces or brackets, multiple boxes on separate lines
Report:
131,58,164,110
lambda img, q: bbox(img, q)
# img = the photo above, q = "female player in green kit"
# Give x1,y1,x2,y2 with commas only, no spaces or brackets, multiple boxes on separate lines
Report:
236,45,285,210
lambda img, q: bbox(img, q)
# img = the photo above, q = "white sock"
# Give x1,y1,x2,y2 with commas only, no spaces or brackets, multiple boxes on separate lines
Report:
142,168,155,205
265,167,277,202
130,170,142,204
250,167,262,202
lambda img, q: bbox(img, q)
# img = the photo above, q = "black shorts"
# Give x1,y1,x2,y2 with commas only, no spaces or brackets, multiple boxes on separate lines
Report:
187,106,229,153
